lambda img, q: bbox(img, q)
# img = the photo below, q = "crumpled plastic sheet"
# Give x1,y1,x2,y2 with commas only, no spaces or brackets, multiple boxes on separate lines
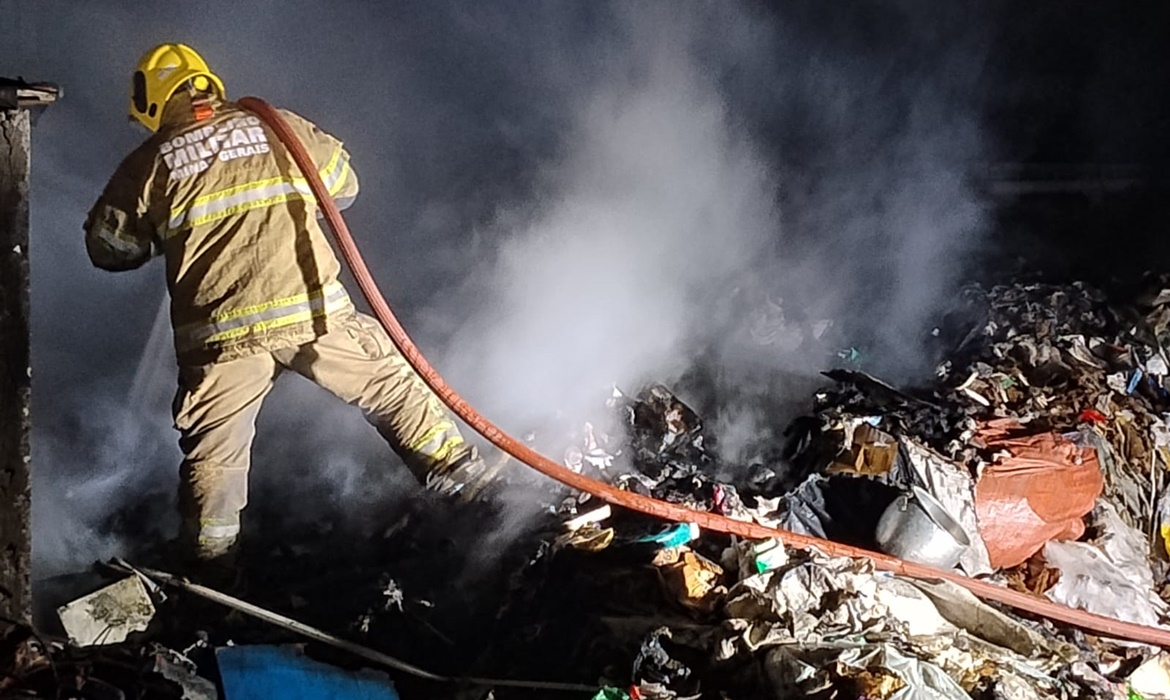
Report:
834,644,970,700
1042,546,1165,630
908,579,1068,661
1091,500,1160,593
894,583,1080,696
1043,503,1169,629
716,553,980,662
718,554,888,657
873,577,955,638
720,549,1118,694
778,474,832,538
974,420,1104,568
687,545,1121,699
893,438,993,576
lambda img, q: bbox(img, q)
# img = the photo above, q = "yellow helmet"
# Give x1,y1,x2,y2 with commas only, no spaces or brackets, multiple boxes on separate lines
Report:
130,43,225,132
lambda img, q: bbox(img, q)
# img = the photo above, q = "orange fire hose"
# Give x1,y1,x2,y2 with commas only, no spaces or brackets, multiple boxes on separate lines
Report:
241,96,1170,648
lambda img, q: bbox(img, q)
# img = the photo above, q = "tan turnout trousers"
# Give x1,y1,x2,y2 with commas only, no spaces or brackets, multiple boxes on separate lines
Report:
173,311,473,554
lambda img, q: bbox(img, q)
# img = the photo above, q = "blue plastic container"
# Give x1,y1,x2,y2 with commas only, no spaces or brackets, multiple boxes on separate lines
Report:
217,645,400,700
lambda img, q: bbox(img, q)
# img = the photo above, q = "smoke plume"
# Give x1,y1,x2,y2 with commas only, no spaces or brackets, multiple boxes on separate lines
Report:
430,2,994,476
1,0,1000,578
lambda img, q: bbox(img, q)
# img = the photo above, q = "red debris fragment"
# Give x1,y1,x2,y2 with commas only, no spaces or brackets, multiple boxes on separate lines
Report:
1079,408,1108,423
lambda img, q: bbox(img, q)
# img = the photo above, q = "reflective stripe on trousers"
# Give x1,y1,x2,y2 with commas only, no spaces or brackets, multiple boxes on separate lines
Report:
174,280,352,353
406,420,466,465
199,519,241,539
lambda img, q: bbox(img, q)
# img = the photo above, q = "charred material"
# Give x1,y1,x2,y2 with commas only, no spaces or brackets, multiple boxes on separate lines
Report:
0,79,58,625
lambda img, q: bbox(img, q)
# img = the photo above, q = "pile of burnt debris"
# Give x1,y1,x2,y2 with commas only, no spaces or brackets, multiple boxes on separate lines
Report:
14,277,1170,699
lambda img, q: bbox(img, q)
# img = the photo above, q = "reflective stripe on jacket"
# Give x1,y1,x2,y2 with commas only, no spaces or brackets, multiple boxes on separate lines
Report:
84,94,361,364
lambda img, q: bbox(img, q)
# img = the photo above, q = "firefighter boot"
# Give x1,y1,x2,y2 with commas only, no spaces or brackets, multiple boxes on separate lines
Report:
424,448,509,504
179,520,245,593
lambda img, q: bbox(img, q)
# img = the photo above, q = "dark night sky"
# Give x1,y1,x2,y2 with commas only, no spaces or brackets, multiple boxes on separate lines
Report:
4,0,1170,575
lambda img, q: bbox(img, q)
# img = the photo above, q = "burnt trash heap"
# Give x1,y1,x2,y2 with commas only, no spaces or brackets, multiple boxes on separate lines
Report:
511,278,1170,699
14,278,1170,700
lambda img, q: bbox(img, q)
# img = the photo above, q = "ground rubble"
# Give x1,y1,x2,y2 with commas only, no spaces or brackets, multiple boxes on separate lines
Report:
13,279,1170,699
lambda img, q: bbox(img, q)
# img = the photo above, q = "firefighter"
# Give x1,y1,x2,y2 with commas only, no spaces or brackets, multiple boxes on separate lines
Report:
84,43,494,573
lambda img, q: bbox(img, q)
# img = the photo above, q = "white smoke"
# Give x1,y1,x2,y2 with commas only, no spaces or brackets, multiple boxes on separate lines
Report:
10,0,997,580
435,9,780,435
31,393,178,577
430,2,992,477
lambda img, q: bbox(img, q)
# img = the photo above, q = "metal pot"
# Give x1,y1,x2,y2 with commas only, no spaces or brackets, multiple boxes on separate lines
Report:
874,485,971,570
